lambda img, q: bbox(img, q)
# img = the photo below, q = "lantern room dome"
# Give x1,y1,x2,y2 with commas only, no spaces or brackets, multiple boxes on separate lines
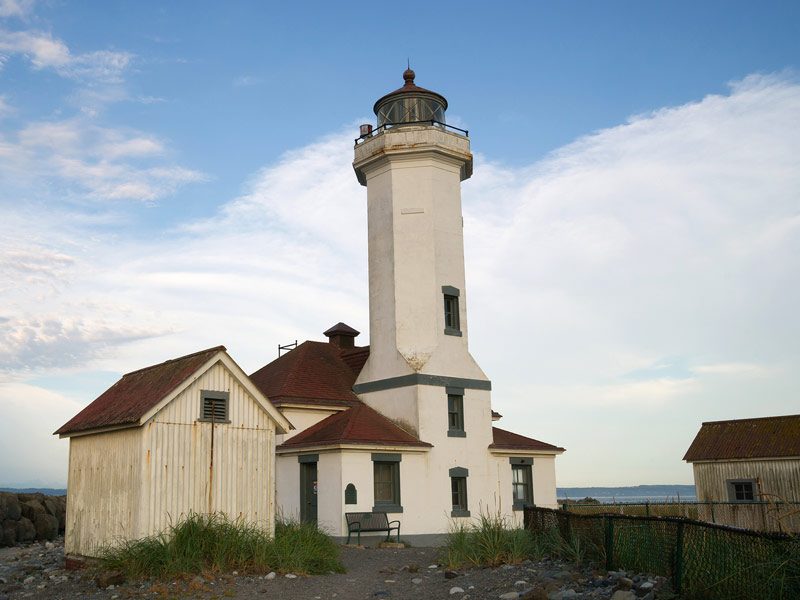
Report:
373,69,448,127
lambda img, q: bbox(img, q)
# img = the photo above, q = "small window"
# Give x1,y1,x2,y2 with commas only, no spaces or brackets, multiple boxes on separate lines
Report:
442,285,462,336
510,459,533,510
372,453,402,512
726,478,757,502
449,467,469,517
199,390,230,423
447,390,465,437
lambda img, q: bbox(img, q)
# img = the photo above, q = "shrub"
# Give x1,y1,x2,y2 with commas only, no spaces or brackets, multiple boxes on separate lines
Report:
100,512,343,579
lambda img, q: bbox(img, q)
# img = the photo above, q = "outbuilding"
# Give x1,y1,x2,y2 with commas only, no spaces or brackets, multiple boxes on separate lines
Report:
55,346,291,557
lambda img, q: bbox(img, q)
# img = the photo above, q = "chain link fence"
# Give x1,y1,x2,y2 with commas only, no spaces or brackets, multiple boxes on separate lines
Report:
525,506,799,599
560,500,800,533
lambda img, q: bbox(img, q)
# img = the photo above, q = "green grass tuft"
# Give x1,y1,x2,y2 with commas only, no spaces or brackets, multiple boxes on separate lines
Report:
99,512,344,580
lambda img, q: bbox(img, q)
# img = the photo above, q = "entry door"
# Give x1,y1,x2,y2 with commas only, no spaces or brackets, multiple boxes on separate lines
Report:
300,462,318,525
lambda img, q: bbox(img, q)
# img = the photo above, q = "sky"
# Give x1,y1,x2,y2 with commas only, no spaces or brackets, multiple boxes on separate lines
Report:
0,0,798,489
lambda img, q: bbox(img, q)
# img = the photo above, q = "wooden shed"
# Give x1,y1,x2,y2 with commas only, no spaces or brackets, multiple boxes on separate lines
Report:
684,414,800,503
55,346,291,558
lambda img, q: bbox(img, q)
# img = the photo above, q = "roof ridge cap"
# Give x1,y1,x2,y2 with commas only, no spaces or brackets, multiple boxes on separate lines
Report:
123,345,225,377
701,414,800,426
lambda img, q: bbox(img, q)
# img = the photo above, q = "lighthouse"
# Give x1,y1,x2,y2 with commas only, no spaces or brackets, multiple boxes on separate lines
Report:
353,69,492,447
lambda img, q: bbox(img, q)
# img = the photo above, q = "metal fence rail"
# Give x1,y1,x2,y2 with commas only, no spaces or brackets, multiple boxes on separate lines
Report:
560,500,800,533
525,506,799,600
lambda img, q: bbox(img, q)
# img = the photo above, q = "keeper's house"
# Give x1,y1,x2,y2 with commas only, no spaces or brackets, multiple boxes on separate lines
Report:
55,346,291,558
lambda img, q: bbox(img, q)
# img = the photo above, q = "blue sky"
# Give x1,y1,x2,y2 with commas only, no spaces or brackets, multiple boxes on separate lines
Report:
1,0,799,488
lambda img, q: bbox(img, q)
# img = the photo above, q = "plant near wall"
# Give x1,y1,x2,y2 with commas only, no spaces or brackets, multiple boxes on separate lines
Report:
99,512,344,579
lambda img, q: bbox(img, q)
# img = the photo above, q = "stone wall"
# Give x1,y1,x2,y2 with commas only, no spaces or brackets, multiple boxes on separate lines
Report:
0,492,66,546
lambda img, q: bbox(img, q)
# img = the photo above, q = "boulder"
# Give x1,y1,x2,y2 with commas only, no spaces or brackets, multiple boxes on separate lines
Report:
0,494,21,521
15,517,36,542
1,520,16,546
20,500,45,521
42,497,57,517
34,513,59,541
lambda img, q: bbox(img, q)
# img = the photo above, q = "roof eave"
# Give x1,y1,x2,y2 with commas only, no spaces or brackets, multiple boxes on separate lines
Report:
276,442,433,455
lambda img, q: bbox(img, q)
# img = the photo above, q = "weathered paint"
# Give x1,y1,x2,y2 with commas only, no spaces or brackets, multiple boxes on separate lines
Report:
692,457,800,530
65,360,279,557
65,427,140,556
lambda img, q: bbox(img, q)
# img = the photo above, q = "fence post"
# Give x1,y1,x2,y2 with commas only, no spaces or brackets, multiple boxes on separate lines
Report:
710,501,715,524
605,517,614,571
674,521,684,593
645,502,650,517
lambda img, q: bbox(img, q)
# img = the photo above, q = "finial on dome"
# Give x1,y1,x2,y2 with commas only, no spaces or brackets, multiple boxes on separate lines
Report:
403,68,415,86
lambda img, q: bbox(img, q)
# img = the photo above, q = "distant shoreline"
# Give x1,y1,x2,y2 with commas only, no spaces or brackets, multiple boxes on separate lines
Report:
0,487,67,496
557,484,697,503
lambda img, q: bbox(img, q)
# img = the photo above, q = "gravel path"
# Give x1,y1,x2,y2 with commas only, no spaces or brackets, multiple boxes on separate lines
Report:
0,537,675,599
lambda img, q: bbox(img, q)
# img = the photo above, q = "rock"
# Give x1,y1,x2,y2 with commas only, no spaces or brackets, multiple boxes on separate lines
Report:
445,570,460,579
408,564,419,573
34,513,58,541
15,517,36,542
499,593,520,599
616,577,633,590
2,520,16,546
20,501,45,522
428,564,438,569
95,570,125,588
638,581,654,590
266,572,276,579
515,580,527,586
611,592,636,600
412,578,423,584
551,591,578,600
1,495,21,521
380,541,404,549
520,589,548,600
285,573,297,579
450,587,465,594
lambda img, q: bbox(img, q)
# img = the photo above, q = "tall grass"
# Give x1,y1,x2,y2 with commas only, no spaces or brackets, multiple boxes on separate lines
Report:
442,511,606,569
100,512,343,579
442,512,537,568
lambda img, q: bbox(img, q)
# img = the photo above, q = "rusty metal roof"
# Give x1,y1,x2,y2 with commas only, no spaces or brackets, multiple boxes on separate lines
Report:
277,403,432,450
489,427,565,453
55,346,225,436
249,340,366,408
683,414,800,461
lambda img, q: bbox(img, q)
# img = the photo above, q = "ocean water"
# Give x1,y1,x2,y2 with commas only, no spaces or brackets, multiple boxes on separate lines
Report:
559,495,697,503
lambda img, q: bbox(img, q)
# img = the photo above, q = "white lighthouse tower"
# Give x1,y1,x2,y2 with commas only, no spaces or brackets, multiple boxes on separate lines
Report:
353,70,496,518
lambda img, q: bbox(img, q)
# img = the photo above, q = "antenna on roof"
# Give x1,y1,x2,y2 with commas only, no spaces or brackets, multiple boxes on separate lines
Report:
278,340,297,357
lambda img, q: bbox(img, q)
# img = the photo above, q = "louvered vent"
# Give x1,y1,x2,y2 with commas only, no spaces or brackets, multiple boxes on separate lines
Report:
200,391,229,422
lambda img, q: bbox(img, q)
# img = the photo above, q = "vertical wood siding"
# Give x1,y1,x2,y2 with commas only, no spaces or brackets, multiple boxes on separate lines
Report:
693,458,800,531
65,428,140,556
66,360,278,557
140,362,276,537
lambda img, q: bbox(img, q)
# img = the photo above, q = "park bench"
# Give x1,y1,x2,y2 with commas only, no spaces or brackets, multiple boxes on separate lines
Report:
345,511,400,545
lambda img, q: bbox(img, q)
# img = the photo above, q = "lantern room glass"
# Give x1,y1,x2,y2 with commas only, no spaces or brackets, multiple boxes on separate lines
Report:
377,96,446,127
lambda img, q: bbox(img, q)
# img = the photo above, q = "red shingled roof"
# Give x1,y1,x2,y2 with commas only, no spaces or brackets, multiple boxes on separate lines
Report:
278,404,432,450
249,341,367,408
683,414,800,461
489,427,565,453
55,346,225,436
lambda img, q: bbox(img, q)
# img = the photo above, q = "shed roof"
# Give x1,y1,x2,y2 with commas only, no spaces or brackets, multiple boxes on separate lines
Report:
277,403,432,450
489,427,565,453
55,346,226,436
683,414,800,462
249,340,367,408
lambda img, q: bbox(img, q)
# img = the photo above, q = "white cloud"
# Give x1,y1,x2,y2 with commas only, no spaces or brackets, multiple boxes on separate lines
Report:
0,29,131,82
0,0,35,19
234,75,260,87
1,118,206,203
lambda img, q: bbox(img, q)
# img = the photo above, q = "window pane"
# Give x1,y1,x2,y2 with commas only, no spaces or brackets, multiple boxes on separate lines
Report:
374,462,398,505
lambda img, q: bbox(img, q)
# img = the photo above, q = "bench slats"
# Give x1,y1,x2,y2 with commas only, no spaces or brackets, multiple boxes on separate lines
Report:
345,511,400,545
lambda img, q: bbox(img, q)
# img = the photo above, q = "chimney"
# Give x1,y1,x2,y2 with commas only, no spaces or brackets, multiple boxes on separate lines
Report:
323,322,360,349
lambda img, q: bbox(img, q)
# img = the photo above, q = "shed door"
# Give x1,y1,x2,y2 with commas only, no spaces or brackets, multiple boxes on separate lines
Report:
300,462,318,525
